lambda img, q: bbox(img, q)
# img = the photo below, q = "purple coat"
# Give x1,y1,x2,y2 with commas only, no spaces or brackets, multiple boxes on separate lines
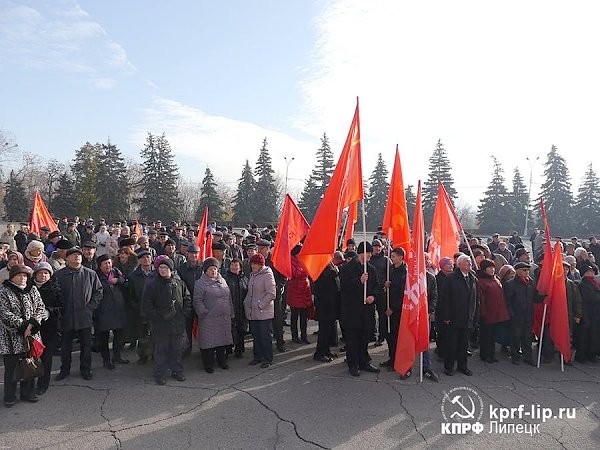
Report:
193,273,234,349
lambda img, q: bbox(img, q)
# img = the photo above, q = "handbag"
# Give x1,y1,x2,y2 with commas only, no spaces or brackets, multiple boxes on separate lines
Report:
13,337,44,382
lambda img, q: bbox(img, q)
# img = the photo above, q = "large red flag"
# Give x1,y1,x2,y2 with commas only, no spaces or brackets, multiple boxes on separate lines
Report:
343,201,358,251
427,181,461,269
272,194,310,279
29,192,59,235
547,242,572,362
298,99,364,280
394,182,429,376
195,207,209,259
204,230,213,259
536,198,554,296
382,145,410,256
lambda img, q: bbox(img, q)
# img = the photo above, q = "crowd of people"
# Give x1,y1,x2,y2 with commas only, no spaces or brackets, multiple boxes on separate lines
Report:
1,219,599,409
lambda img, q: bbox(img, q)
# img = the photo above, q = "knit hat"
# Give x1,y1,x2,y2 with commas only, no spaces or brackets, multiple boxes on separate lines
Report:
202,257,220,272
33,261,53,276
439,256,453,270
158,257,175,272
26,240,45,252
9,264,32,279
249,254,265,266
357,241,373,254
498,264,515,280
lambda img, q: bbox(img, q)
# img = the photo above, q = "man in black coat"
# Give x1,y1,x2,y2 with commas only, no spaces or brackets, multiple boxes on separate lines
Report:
339,241,380,377
54,247,103,381
223,258,248,357
313,252,343,362
177,244,203,357
369,239,391,345
381,247,407,370
128,249,154,363
141,257,191,385
437,254,478,376
503,262,538,365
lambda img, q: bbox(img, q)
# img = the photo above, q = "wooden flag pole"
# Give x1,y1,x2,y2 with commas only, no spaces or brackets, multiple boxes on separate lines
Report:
386,239,391,333
537,304,548,368
362,200,368,304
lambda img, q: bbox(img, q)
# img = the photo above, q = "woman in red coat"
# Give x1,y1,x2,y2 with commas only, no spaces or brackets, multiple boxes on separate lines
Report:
476,259,510,363
287,246,312,344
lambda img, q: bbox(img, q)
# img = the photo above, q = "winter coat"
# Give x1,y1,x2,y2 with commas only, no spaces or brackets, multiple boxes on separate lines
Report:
141,274,191,336
114,255,138,278
107,235,120,258
339,258,378,330
95,231,111,257
63,230,81,247
177,262,203,295
437,270,479,329
369,252,390,290
164,252,186,271
503,275,537,325
388,263,407,313
23,252,48,270
128,266,153,314
32,277,63,334
48,252,66,273
578,277,600,354
313,263,341,321
244,266,276,321
0,280,45,355
54,265,103,331
427,271,438,315
476,271,510,324
224,270,248,322
566,278,582,334
286,256,312,309
95,269,128,331
193,273,234,349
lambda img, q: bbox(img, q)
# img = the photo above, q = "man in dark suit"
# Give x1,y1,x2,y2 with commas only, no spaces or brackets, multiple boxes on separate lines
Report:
437,254,478,376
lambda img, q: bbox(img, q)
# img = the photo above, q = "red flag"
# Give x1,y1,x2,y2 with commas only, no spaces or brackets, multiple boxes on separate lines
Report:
195,207,209,259
299,99,364,280
536,198,554,296
394,182,429,376
29,192,59,235
204,230,213,259
343,201,358,251
272,194,310,279
382,145,410,256
133,221,143,237
547,242,572,362
427,182,461,269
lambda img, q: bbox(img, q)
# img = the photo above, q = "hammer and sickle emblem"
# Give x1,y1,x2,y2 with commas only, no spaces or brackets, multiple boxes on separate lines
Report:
449,395,476,420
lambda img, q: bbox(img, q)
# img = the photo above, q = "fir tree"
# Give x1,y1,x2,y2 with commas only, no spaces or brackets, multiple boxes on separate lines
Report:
405,184,416,223
94,140,129,221
299,133,335,221
477,157,513,233
3,170,28,221
137,132,181,222
575,163,600,235
233,160,256,225
196,167,226,222
537,145,573,235
509,167,529,234
51,172,77,219
365,153,389,230
423,139,457,226
71,142,102,218
252,138,278,224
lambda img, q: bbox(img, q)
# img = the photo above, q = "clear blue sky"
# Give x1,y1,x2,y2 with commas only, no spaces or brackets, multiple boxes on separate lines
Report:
2,0,599,207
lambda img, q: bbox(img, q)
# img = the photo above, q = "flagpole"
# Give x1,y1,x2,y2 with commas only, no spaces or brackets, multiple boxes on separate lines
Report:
460,229,479,270
386,239,391,334
560,354,564,372
419,352,423,383
338,209,349,251
536,304,548,368
362,200,367,305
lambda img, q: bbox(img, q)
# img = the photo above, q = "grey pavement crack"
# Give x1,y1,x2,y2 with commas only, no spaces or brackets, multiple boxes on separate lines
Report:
100,389,122,450
382,381,428,445
232,386,330,449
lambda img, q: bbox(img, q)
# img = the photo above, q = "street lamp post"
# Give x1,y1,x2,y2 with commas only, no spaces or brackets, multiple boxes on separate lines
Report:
523,155,540,237
284,156,295,195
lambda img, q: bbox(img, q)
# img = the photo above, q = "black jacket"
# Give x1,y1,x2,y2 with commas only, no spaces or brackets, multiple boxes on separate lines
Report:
426,271,438,315
224,270,248,322
31,277,63,333
388,263,407,312
128,266,152,315
313,263,341,321
95,269,128,331
55,265,103,331
141,275,191,336
503,276,537,325
437,270,479,329
339,258,378,330
177,262,203,296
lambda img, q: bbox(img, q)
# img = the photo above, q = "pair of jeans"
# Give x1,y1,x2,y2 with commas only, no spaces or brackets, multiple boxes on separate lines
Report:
3,353,33,402
249,320,273,363
60,328,93,374
153,333,184,378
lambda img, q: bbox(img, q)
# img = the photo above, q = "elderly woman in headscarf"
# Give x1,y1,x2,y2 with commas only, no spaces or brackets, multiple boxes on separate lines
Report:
0,251,24,284
0,264,45,407
23,240,48,270
193,257,234,373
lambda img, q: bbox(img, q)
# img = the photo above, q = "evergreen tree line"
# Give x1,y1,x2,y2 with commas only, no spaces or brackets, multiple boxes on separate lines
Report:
3,133,599,236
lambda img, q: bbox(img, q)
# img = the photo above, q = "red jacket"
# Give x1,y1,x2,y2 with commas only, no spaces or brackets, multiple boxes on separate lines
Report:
286,256,312,309
477,271,510,324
